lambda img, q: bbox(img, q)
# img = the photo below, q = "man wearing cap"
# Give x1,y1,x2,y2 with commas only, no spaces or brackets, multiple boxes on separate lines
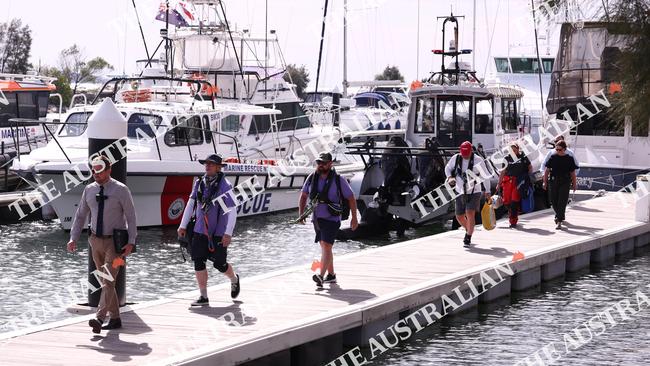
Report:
445,141,491,247
67,155,137,333
178,154,240,306
299,152,359,287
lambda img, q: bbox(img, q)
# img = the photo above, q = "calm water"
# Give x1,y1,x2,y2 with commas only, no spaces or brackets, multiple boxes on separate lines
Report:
0,213,443,334
2,214,650,365
369,254,650,366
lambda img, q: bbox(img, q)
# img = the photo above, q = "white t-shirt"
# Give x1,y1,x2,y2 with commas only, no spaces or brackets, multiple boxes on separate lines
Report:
444,153,492,195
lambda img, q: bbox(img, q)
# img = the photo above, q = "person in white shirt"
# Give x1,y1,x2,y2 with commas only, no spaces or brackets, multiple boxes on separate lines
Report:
445,141,491,247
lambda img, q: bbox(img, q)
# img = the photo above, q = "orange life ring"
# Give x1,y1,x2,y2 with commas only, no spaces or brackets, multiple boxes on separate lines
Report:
224,157,240,164
121,89,152,103
257,159,276,166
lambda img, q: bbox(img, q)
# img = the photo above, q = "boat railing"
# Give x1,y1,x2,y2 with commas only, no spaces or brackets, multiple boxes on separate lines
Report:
7,116,242,165
69,94,88,111
49,93,64,124
92,76,217,110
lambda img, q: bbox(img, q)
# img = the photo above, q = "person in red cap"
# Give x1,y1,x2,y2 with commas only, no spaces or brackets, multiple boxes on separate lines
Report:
445,141,491,247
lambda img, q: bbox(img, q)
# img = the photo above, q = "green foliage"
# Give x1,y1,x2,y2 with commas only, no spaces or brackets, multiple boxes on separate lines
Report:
58,44,113,95
375,65,404,82
284,64,310,99
42,67,73,108
0,19,32,74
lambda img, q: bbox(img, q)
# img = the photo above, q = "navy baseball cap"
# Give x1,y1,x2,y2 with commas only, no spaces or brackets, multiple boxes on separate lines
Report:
198,154,227,166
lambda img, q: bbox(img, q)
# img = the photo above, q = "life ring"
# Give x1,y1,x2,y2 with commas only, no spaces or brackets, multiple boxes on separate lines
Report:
121,89,152,103
257,159,276,166
224,157,240,164
187,72,219,96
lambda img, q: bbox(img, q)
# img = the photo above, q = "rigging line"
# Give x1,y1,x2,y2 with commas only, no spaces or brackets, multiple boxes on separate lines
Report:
218,0,249,103
315,0,329,93
131,0,151,62
530,0,547,125
482,0,501,80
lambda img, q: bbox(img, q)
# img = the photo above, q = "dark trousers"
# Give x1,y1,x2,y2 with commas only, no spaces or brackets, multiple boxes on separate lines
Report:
549,177,571,221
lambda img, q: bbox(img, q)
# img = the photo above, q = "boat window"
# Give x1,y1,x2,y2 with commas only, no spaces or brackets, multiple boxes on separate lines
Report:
501,99,519,131
414,98,435,133
560,108,625,137
475,99,494,134
633,120,649,137
221,115,240,132
58,112,92,137
495,58,510,73
164,116,204,146
509,58,541,74
203,115,212,143
0,93,17,127
17,92,38,120
438,99,471,133
272,102,311,132
127,113,160,139
248,114,272,135
542,58,554,73
455,101,471,132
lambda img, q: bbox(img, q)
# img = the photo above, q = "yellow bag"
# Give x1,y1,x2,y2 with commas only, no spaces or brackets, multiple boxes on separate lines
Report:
481,199,496,230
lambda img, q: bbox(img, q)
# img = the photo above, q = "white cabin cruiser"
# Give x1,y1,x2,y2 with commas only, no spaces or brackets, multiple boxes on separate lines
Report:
11,76,362,229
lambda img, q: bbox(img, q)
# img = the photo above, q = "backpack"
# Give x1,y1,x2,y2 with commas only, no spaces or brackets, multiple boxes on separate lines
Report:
450,153,486,196
306,170,351,220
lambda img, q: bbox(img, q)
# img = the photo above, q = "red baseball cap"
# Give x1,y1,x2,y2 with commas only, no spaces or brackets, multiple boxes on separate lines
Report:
460,141,472,158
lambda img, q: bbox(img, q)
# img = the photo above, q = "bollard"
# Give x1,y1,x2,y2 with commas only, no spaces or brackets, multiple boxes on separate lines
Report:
86,99,128,307
635,175,650,223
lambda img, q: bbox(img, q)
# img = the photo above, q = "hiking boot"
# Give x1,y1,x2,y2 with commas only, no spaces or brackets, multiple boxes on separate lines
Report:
88,318,104,334
509,223,517,228
231,274,241,299
102,318,122,330
191,296,210,306
312,274,324,288
555,221,562,230
324,273,337,284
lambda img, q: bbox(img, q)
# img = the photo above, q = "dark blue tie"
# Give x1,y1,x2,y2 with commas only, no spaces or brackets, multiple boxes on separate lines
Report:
96,186,105,236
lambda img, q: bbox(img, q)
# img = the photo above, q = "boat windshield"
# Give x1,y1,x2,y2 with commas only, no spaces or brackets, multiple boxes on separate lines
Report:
58,112,92,137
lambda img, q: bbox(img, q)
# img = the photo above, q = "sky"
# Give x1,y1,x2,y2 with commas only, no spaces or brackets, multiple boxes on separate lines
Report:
5,0,601,90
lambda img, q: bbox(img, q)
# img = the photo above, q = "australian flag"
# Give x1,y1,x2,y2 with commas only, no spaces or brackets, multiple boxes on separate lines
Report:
156,1,195,27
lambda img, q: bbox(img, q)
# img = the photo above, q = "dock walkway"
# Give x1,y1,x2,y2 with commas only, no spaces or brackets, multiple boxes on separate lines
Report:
1,193,649,366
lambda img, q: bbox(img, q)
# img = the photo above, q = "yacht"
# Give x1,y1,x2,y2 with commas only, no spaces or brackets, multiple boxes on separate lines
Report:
546,22,649,191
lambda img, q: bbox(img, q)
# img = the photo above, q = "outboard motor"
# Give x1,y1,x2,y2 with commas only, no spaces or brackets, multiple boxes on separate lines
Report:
379,136,413,205
417,139,446,193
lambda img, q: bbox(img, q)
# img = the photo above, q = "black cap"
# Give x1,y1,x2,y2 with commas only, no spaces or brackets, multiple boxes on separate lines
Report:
315,152,333,163
198,154,227,166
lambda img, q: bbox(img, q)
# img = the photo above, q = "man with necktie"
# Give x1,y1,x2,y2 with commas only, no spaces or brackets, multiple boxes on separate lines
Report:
67,155,137,333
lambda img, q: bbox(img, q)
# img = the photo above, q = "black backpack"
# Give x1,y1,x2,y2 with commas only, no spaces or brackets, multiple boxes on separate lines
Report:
307,170,351,220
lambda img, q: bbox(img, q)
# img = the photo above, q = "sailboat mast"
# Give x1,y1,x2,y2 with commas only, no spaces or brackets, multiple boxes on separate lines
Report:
472,0,476,70
343,0,348,98
315,0,329,94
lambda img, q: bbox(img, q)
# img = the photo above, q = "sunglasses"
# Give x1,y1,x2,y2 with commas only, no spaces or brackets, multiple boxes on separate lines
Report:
555,148,564,152
316,161,329,165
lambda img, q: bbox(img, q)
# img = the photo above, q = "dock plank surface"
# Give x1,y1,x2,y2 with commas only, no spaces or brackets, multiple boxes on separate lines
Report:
1,194,649,366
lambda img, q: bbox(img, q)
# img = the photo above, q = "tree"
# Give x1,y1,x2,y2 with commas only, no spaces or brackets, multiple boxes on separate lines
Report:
284,64,310,99
42,67,73,108
375,65,404,82
58,45,113,95
0,19,32,74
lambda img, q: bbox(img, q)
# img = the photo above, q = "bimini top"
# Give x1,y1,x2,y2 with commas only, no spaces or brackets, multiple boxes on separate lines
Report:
410,83,523,100
353,92,392,107
0,73,56,92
